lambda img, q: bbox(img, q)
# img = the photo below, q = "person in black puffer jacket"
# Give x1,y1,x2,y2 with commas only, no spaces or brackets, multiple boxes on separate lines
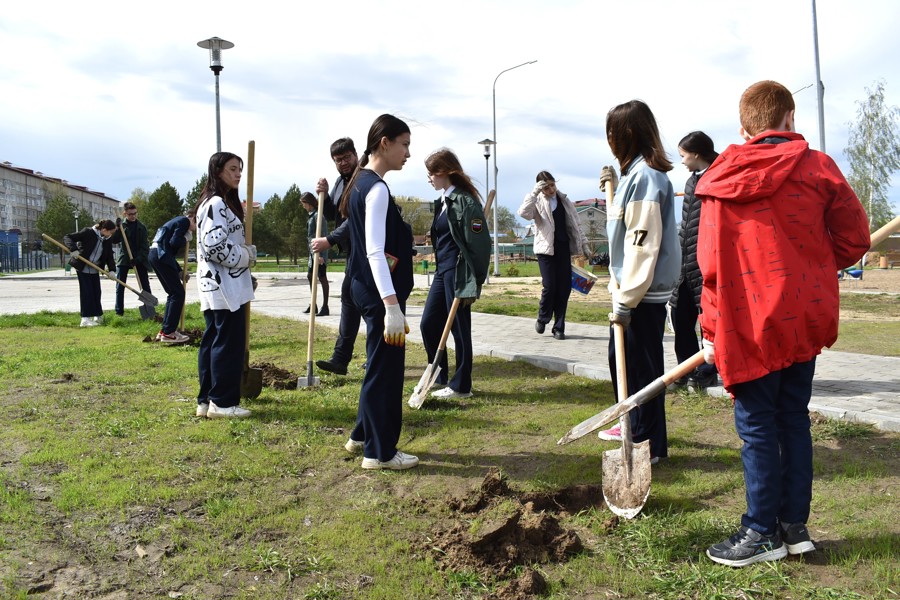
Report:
670,131,719,389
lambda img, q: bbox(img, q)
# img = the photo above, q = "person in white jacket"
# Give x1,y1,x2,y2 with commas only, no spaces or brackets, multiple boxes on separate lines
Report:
517,171,591,340
191,152,257,419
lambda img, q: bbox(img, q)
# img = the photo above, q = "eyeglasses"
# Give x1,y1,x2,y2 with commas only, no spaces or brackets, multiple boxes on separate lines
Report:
125,211,137,216
332,153,355,165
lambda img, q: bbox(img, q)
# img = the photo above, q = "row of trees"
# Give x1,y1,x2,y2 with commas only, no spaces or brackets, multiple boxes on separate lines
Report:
34,80,899,259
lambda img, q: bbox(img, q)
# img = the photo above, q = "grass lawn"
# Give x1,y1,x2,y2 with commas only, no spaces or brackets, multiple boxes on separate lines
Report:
0,308,897,599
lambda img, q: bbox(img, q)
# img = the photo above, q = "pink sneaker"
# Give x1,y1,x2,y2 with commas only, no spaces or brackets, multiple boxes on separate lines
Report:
597,424,623,441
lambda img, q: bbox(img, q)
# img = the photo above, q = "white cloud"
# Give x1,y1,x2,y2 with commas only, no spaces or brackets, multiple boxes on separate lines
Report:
1,0,899,221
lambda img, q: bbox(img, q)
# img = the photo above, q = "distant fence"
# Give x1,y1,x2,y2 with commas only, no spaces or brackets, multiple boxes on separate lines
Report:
0,253,64,273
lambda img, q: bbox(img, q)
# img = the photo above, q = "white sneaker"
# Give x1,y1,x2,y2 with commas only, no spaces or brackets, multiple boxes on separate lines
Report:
430,387,473,399
158,330,190,344
207,402,251,418
196,402,209,417
80,317,92,327
92,316,102,325
361,451,419,470
345,438,364,453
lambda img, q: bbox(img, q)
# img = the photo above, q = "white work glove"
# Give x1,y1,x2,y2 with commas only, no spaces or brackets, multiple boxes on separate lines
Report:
70,250,81,261
532,181,547,195
600,165,619,193
702,339,715,364
184,231,193,242
105,271,118,282
383,303,409,347
243,244,257,267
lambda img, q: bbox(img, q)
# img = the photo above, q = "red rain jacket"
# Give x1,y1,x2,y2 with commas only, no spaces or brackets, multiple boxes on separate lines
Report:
695,131,870,387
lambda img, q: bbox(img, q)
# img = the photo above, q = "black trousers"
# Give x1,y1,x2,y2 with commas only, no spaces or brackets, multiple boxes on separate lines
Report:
536,251,572,333
306,263,329,310
349,279,405,462
331,273,361,365
115,263,152,314
672,279,718,377
420,268,473,393
198,304,246,409
608,301,668,458
76,270,103,317
149,249,185,335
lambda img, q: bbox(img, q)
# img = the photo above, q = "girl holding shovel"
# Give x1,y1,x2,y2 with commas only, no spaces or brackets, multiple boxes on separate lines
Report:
64,219,117,327
597,100,680,464
339,114,417,470
191,152,256,419
419,148,491,400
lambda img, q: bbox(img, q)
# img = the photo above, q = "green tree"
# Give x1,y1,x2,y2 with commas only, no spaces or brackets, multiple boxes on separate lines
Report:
845,80,900,232
184,175,208,212
495,205,518,240
35,188,91,256
142,182,184,239
253,194,281,258
395,195,432,236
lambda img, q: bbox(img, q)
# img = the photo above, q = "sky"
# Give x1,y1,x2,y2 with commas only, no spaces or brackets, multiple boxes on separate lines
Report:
2,0,899,225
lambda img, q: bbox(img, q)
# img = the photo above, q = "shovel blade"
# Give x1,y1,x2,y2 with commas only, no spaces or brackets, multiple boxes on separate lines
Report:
601,439,652,519
241,367,263,399
139,290,159,307
408,364,441,409
138,303,156,320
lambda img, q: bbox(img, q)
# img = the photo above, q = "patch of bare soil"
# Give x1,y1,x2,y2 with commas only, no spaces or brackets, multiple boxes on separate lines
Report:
422,467,609,600
254,361,300,389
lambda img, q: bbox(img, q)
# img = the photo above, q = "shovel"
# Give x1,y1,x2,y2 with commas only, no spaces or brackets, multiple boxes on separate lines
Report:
240,140,263,399
43,233,158,308
118,218,156,320
601,322,652,519
408,297,461,409
557,351,706,446
298,190,328,388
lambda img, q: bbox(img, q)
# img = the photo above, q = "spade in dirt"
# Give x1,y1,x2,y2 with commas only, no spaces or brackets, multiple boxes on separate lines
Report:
117,217,156,320
601,322,652,519
43,233,158,310
240,140,263,399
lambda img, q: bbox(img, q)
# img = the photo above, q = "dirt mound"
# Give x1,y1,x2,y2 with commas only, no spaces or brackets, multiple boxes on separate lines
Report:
254,361,299,389
425,467,605,599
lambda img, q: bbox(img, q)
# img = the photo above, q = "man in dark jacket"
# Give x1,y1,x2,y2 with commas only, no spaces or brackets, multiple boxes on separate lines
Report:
109,202,153,316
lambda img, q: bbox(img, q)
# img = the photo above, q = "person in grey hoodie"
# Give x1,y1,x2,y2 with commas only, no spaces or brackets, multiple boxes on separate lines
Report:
597,99,680,463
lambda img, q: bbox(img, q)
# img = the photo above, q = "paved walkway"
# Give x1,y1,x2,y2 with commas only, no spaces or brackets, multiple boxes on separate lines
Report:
3,269,898,431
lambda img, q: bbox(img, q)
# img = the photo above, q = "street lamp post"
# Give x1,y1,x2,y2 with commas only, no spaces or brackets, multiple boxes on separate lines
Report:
478,138,495,207
73,208,79,232
197,36,235,152
492,60,537,276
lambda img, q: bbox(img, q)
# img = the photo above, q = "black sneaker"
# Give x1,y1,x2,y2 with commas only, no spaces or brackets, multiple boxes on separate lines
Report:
316,358,348,375
781,522,815,555
303,306,311,314
317,306,330,317
667,375,690,391
706,525,787,567
687,371,718,390
535,320,546,334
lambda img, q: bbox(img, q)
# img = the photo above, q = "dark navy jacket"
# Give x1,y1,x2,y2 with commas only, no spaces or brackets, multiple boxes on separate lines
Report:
152,216,191,272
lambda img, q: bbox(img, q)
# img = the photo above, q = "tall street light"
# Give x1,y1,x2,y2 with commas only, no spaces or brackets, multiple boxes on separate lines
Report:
478,138,495,208
492,60,537,276
811,0,826,152
197,36,234,152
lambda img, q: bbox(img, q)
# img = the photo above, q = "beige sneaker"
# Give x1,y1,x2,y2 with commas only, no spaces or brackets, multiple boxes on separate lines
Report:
196,402,209,417
361,451,419,470
344,438,364,453
207,403,251,418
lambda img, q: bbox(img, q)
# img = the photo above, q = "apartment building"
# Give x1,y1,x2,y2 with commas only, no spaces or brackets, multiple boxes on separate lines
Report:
0,161,120,252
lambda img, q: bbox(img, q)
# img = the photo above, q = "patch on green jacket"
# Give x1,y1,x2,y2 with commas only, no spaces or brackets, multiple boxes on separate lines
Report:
471,219,483,234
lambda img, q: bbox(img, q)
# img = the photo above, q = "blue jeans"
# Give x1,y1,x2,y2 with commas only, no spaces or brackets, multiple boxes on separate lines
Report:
730,359,816,535
149,248,184,334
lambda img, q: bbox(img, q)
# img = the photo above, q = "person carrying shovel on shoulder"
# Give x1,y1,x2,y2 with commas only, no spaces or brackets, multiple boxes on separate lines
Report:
149,212,196,344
